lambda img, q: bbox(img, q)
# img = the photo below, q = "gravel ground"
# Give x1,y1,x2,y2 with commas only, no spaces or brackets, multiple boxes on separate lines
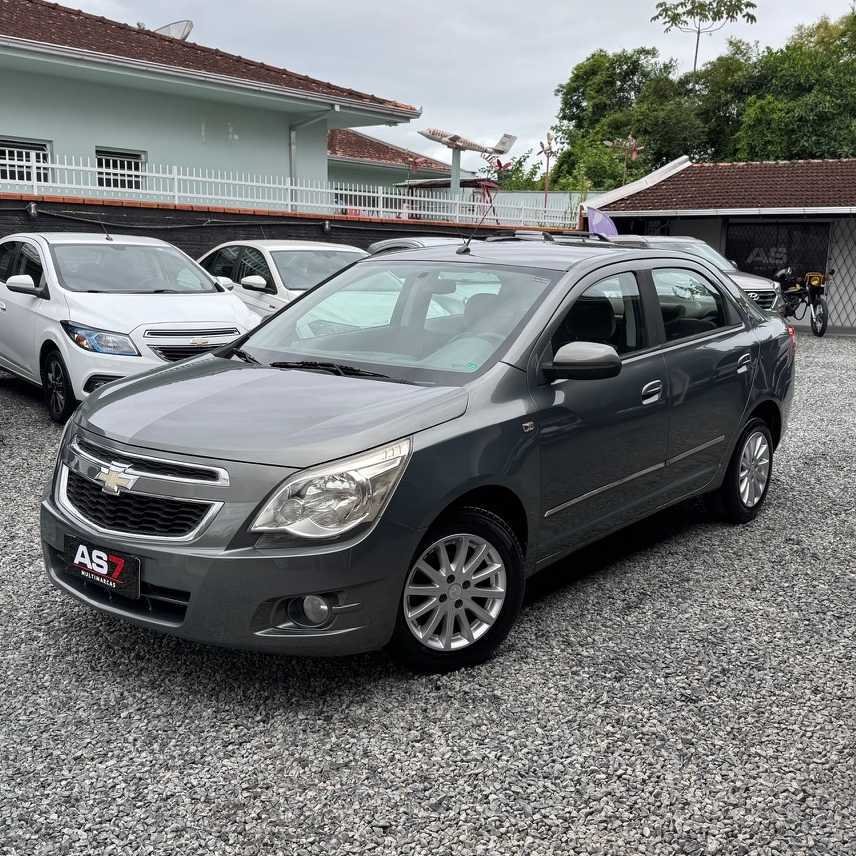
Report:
1,335,855,856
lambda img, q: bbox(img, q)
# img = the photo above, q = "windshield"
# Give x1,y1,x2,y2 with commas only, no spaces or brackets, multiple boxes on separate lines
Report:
655,241,736,271
271,250,365,291
52,244,218,294
240,261,558,385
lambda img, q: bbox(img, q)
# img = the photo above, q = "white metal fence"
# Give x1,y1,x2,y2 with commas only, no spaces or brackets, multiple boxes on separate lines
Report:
0,148,580,228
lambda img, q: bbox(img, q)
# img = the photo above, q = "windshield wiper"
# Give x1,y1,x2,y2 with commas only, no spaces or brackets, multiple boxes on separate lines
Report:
231,347,261,365
269,360,403,382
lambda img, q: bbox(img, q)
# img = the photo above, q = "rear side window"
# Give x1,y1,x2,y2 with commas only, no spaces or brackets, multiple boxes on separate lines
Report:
201,245,241,280
0,242,18,281
553,271,647,356
652,268,729,341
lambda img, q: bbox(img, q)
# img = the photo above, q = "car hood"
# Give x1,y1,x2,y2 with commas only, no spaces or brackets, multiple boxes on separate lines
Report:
62,291,258,333
729,271,777,291
77,356,469,468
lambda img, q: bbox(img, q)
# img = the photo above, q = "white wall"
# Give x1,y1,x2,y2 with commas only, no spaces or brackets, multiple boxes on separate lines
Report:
3,68,328,181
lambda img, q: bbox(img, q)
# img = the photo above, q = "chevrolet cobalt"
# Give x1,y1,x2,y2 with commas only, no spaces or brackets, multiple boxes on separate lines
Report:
42,240,795,671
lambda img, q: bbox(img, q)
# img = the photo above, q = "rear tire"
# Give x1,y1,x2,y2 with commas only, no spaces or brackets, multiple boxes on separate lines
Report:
41,350,77,424
388,507,525,672
715,418,773,524
810,296,828,337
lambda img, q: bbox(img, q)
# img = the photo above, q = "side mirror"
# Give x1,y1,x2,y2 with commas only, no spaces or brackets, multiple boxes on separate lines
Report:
241,275,268,292
544,341,621,381
729,260,739,268
215,275,235,290
5,273,41,295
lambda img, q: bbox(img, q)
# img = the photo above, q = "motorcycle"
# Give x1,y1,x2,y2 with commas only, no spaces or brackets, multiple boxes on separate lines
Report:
774,267,830,337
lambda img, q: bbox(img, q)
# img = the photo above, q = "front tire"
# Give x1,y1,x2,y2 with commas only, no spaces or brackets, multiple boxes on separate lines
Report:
388,507,525,672
716,419,773,524
811,296,828,337
41,350,77,424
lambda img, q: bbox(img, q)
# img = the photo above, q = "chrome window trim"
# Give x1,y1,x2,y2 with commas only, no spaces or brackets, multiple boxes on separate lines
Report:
57,465,223,543
622,325,745,365
71,438,230,486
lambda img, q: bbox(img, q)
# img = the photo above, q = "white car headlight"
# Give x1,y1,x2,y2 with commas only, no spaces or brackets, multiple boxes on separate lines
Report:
251,439,411,538
61,322,139,356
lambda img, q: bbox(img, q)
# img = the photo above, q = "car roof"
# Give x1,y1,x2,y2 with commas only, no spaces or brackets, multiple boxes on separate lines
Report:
209,239,366,253
5,231,172,247
358,239,639,272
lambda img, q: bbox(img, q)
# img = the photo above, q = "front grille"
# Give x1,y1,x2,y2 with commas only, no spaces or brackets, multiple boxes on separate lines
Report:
76,438,223,483
52,546,190,624
144,327,239,338
150,344,221,362
749,291,777,310
65,470,211,537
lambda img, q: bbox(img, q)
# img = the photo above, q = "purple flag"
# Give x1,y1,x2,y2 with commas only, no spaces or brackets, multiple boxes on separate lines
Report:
588,207,618,237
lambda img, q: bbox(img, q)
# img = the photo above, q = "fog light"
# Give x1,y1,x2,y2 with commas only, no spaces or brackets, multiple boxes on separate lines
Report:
301,595,331,626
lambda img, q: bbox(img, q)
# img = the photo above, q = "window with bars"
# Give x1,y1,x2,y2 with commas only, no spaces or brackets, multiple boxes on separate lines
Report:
96,149,145,190
0,139,50,183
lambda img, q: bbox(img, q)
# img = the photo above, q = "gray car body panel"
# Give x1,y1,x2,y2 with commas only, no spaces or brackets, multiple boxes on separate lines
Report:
42,241,795,656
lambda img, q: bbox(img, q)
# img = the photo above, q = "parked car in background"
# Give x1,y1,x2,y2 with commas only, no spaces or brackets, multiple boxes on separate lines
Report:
43,239,794,671
199,240,367,318
606,235,782,312
0,232,257,423
368,235,466,255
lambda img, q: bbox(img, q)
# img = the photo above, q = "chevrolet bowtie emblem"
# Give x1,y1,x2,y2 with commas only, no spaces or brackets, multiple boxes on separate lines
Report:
190,337,209,347
94,464,138,495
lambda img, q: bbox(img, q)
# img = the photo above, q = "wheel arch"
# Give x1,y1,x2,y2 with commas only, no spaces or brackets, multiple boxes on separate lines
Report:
748,399,782,449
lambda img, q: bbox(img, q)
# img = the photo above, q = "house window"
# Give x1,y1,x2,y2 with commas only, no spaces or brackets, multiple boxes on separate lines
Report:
96,149,145,190
0,138,49,183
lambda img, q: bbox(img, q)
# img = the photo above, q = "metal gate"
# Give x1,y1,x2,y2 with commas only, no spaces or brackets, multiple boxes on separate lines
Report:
726,219,856,331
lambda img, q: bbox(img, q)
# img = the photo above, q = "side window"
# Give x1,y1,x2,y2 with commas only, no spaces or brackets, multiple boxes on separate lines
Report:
237,247,275,293
552,272,647,356
652,268,729,342
16,243,45,286
0,242,19,282
200,246,240,281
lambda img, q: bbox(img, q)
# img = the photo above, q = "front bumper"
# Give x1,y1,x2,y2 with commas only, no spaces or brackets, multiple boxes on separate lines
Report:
41,495,419,657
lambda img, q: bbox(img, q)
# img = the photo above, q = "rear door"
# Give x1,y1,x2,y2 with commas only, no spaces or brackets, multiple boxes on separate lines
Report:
647,265,757,497
533,264,669,560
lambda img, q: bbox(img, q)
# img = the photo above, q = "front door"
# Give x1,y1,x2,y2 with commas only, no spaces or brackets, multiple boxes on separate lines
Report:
236,247,280,317
649,266,756,498
0,240,45,380
534,268,669,562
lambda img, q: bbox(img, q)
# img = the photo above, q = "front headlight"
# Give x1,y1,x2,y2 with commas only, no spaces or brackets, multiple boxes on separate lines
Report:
61,321,139,356
251,438,411,538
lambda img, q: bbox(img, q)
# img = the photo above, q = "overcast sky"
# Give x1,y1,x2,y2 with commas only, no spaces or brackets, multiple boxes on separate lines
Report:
81,0,852,172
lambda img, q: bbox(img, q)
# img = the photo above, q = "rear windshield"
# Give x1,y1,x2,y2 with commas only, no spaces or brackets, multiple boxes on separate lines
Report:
241,260,559,385
52,244,218,294
270,250,365,291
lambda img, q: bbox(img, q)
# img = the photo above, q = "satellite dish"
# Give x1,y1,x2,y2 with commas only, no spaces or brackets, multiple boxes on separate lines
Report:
154,19,194,40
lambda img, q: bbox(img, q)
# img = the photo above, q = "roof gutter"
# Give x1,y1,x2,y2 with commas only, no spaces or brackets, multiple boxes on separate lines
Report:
607,206,856,217
0,36,421,121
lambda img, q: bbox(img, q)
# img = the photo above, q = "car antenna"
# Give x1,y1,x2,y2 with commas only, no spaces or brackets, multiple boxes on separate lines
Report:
456,196,497,255
99,220,114,242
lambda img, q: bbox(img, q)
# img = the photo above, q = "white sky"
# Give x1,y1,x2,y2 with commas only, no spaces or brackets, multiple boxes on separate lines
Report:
80,0,853,172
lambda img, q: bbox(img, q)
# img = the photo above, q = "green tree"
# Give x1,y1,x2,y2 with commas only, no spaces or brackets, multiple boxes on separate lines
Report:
480,150,542,190
652,0,758,74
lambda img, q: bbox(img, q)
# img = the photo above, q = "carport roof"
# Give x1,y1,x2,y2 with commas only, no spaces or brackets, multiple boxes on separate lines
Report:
600,158,856,215
0,0,419,117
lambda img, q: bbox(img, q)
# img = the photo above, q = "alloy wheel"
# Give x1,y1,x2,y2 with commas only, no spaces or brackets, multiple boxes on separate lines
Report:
46,359,67,417
403,534,507,652
738,431,770,508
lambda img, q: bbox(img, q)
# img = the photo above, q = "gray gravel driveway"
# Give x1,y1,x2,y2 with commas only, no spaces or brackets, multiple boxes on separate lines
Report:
1,335,855,856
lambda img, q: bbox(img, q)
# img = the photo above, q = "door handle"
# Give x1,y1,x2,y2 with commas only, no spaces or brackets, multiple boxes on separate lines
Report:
736,353,752,374
641,379,663,405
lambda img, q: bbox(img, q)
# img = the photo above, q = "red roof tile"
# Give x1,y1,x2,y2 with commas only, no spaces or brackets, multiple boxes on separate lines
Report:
604,160,856,212
327,129,451,174
0,0,417,114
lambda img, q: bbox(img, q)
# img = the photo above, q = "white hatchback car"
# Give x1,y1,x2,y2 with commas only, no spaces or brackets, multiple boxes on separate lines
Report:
198,239,367,318
0,232,259,422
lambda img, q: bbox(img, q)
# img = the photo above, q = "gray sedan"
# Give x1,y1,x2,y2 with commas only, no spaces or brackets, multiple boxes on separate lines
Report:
42,241,795,671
